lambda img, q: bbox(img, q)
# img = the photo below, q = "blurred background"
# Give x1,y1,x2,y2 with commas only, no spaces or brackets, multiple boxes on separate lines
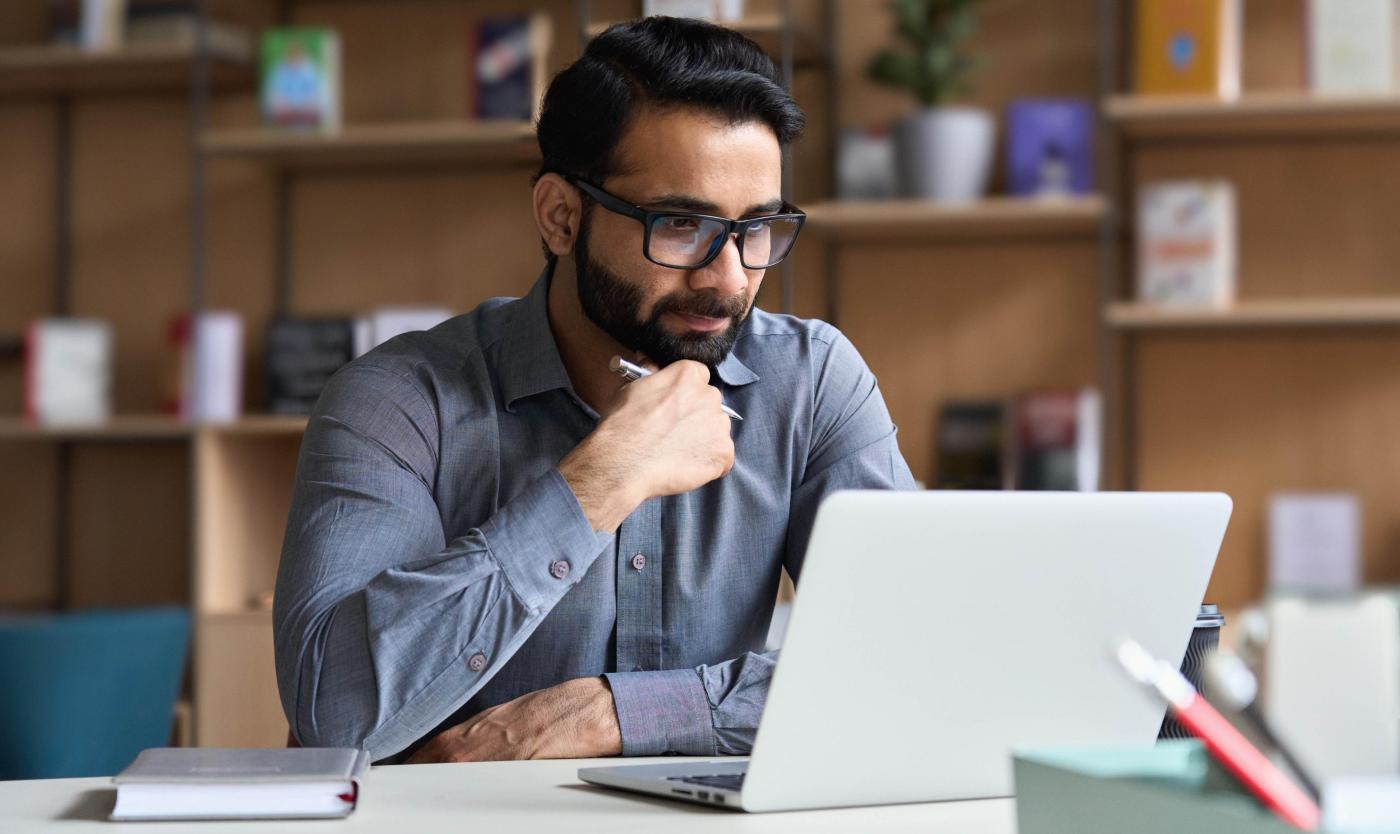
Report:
2,0,1399,777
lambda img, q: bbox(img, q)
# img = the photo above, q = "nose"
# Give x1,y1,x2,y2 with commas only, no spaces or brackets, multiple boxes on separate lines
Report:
688,233,750,299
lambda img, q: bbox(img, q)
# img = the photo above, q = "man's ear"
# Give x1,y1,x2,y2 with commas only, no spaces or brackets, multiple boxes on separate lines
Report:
533,173,582,258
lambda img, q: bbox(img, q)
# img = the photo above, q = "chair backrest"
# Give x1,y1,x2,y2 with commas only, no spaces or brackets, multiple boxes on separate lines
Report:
0,606,191,779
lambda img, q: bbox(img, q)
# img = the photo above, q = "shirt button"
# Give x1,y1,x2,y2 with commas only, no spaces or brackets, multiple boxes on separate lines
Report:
549,559,571,580
630,553,647,571
467,653,487,672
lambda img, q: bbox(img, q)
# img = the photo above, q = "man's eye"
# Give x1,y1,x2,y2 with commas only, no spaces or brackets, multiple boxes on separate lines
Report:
662,217,700,231
744,223,770,237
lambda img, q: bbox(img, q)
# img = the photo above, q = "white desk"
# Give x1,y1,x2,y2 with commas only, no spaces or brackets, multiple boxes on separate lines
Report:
0,757,1017,832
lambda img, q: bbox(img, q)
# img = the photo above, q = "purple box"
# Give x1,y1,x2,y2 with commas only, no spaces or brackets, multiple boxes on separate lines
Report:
1005,99,1095,197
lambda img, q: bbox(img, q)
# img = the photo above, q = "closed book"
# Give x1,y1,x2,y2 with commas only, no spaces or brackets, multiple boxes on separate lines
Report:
471,13,552,121
1136,180,1237,307
1307,0,1396,94
260,27,341,131
111,747,369,821
266,317,355,415
1014,389,1101,492
24,318,113,425
1005,98,1095,198
935,401,1012,490
1133,0,1241,97
167,311,244,422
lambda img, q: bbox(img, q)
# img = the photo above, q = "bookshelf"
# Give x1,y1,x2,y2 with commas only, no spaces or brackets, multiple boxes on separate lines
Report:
201,121,540,169
584,13,824,65
0,416,193,441
0,43,253,97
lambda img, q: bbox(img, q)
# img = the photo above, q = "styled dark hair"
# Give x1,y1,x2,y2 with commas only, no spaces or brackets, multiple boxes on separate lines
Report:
535,16,805,187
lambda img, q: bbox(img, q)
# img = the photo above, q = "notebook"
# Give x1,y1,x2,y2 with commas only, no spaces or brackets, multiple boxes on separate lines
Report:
110,748,369,821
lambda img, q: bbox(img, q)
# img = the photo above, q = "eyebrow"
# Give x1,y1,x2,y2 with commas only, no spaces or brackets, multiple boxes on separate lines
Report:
642,193,786,217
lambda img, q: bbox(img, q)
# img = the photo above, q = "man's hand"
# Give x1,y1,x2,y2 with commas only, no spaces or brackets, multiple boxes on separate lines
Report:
560,359,735,532
404,677,622,764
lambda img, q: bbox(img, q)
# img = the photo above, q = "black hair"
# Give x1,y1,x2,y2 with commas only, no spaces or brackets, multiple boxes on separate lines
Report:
535,16,805,189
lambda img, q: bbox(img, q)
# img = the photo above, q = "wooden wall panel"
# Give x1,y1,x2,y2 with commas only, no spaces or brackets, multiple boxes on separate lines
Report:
1135,332,1400,609
1131,139,1400,301
66,442,190,607
71,98,191,413
836,238,1101,484
0,99,59,609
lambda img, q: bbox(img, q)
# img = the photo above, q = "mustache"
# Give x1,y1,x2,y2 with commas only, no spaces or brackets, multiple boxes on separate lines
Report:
653,292,750,321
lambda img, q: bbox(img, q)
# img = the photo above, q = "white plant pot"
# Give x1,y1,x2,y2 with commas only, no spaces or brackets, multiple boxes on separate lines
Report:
894,107,996,203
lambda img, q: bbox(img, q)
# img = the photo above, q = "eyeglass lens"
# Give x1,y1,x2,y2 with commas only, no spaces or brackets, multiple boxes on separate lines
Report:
647,215,801,269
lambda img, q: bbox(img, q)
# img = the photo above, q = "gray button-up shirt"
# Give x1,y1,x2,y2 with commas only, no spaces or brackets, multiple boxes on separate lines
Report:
273,266,916,762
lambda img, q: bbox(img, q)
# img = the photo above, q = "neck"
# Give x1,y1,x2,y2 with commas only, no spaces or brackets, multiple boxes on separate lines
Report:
546,256,635,415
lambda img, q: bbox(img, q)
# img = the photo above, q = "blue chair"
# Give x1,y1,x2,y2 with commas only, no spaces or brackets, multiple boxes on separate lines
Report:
0,606,191,780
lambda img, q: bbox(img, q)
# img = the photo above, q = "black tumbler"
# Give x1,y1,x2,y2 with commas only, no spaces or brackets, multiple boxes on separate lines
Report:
1157,603,1226,740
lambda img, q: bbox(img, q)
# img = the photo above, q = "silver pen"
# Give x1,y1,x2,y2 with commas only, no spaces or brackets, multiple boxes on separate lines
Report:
609,355,743,421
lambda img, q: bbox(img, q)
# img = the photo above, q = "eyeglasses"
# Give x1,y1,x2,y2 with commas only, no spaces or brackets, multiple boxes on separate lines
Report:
567,176,806,270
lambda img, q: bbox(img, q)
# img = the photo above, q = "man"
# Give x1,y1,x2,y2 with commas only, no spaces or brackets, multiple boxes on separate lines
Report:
273,16,915,765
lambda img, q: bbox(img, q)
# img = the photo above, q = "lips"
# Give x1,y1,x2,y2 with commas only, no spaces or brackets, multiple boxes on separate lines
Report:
671,312,730,333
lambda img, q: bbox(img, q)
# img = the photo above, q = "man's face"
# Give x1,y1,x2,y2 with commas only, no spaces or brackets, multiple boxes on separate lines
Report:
574,107,783,368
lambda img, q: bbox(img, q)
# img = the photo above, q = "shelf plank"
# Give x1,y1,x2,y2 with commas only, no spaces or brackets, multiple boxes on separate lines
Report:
1107,298,1400,330
0,415,314,441
0,43,252,97
803,196,1106,242
200,120,540,169
1104,92,1400,138
585,14,823,64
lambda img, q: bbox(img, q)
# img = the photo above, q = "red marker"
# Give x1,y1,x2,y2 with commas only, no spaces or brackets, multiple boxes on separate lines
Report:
1115,639,1321,832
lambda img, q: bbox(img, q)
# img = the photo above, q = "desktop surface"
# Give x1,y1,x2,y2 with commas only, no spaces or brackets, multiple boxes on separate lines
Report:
0,756,1016,833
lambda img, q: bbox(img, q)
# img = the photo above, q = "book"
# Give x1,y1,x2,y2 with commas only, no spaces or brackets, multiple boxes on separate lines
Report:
471,13,553,121
111,747,369,821
1307,0,1396,94
1014,389,1101,492
1136,180,1237,307
934,401,1012,490
24,318,113,425
80,0,127,51
1268,492,1362,593
124,2,253,61
167,311,244,422
644,0,729,18
353,307,454,358
1133,0,1241,98
265,317,355,415
1005,98,1095,198
261,27,341,131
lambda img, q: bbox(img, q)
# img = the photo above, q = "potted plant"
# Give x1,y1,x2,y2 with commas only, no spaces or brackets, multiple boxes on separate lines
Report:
868,0,993,203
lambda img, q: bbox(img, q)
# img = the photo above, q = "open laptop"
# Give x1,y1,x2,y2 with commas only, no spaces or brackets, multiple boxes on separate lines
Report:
579,490,1232,812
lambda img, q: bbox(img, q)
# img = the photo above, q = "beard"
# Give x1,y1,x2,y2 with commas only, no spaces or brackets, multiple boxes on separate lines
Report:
573,214,752,369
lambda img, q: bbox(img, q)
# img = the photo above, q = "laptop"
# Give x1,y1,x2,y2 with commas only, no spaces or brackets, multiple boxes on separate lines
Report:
579,490,1232,812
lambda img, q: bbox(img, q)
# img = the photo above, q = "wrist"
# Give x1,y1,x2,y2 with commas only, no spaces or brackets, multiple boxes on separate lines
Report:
559,432,644,532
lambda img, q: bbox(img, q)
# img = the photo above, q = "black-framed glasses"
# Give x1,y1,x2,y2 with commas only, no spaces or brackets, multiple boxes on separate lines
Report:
567,176,806,270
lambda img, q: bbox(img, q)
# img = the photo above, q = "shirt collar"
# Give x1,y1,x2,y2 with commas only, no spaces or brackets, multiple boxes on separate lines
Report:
497,262,761,412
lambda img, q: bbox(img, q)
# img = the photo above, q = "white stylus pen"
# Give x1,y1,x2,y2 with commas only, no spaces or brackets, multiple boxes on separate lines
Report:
609,355,743,421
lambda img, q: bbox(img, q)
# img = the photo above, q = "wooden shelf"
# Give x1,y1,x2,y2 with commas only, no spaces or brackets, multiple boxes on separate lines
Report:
0,415,311,441
0,415,192,441
200,120,540,169
1104,92,1400,138
1107,298,1400,330
803,196,1106,242
585,14,824,64
0,43,252,97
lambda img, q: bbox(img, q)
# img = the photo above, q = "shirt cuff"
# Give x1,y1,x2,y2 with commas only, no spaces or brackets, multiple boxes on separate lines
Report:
604,669,716,756
477,467,614,611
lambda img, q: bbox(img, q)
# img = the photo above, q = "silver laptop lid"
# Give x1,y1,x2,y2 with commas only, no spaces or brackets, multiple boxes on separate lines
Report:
741,490,1231,812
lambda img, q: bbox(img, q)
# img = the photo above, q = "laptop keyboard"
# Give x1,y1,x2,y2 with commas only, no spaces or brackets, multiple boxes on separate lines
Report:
667,773,746,791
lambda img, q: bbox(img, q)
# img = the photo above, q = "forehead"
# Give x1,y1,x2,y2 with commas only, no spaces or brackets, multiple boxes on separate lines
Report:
606,106,782,204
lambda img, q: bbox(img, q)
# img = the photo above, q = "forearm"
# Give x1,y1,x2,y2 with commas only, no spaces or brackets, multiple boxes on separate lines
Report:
604,650,778,756
276,467,614,760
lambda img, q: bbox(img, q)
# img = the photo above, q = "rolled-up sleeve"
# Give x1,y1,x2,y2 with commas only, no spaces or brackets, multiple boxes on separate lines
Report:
603,330,916,757
273,362,613,761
